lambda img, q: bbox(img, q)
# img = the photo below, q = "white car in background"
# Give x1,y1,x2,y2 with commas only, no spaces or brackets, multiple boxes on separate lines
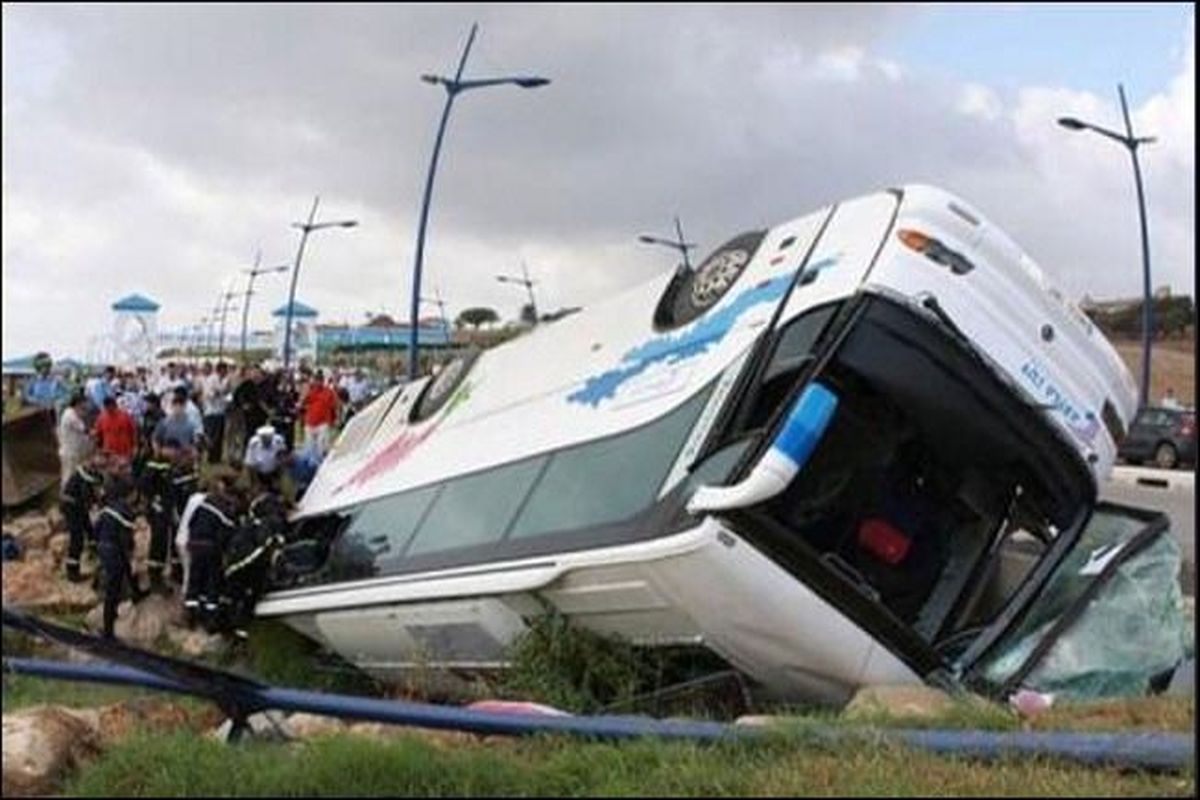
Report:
257,185,1188,705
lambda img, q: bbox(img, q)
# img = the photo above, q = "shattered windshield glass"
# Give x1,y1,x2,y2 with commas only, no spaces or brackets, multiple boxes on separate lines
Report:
978,507,1191,699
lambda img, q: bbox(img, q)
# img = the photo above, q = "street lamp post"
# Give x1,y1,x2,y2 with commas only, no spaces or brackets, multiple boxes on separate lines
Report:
407,22,550,381
638,216,697,273
282,195,358,372
496,262,539,325
240,251,291,365
1058,84,1157,409
216,289,239,363
420,286,450,357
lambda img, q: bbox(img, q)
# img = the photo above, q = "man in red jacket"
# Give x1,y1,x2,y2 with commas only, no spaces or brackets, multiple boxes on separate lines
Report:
300,370,339,462
93,396,137,466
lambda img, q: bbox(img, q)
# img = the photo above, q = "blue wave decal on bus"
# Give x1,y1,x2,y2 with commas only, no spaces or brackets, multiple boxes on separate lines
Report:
568,256,838,407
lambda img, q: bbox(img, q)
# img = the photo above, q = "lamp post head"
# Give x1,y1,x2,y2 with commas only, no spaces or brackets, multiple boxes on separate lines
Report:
1057,117,1087,131
421,74,443,85
339,220,359,229
514,77,550,89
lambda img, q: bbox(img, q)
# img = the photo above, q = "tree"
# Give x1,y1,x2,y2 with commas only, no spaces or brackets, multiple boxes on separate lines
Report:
456,307,499,330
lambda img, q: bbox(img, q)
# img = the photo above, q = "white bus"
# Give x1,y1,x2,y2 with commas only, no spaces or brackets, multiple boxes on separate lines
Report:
256,184,1184,705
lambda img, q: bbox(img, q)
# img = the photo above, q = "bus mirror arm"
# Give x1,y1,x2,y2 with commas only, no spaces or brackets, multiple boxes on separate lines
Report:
685,382,839,515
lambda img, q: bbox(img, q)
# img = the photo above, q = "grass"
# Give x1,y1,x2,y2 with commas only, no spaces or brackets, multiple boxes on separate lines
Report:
63,727,1194,797
493,611,740,716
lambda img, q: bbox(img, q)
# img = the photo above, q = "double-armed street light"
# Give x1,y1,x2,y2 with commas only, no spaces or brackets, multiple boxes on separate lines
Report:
420,286,450,335
407,22,550,380
282,196,358,372
496,262,539,325
1057,84,1157,409
638,216,697,273
240,251,291,364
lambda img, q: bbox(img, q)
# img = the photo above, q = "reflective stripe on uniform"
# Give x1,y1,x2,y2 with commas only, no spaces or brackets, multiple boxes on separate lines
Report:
99,508,136,529
225,546,266,577
198,502,237,528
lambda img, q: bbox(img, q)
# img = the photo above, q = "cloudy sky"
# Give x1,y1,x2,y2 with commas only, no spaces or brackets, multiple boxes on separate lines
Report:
2,3,1194,360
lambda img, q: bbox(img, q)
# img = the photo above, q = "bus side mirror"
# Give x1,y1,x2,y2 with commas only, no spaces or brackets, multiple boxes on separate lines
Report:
686,382,838,514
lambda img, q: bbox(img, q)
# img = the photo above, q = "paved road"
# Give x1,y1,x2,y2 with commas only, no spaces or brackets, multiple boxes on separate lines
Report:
1101,466,1195,594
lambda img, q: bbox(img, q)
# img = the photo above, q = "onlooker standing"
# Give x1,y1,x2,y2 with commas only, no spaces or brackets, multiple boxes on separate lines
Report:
300,370,340,462
23,354,68,415
93,396,138,465
201,362,232,464
57,392,94,485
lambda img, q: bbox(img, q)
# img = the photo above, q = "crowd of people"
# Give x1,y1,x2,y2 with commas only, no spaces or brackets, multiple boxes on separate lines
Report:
17,353,385,641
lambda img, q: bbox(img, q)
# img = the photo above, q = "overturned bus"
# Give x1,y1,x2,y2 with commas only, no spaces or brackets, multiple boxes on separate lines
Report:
256,184,1189,705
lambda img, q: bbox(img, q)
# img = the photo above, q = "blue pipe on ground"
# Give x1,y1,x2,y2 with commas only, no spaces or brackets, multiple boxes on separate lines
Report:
4,657,1193,771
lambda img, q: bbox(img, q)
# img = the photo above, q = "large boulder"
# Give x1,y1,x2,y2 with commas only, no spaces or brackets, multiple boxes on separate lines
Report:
83,594,183,646
7,515,55,554
1,706,101,796
165,628,227,659
2,558,97,611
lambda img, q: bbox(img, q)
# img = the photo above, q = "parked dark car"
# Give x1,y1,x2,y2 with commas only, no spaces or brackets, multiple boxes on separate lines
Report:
1118,406,1196,469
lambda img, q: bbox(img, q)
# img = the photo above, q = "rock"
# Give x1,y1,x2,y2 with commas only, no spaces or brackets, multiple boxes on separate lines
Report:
2,706,101,796
82,594,183,646
47,533,69,561
283,712,348,739
208,710,292,742
89,698,197,743
166,628,226,658
2,559,97,611
8,516,54,554
734,714,789,728
843,685,964,721
46,508,63,532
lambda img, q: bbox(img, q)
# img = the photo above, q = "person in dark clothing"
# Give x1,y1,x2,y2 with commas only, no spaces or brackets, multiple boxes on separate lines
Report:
184,473,240,630
61,454,106,582
138,446,176,594
267,373,298,451
222,487,288,636
133,392,165,480
95,474,146,638
232,368,270,436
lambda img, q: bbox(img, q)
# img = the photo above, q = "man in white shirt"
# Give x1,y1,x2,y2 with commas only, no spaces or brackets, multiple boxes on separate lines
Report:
244,424,290,489
57,392,94,485
347,369,371,409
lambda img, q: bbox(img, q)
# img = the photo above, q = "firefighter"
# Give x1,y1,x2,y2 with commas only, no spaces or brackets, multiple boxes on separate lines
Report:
222,480,288,636
138,444,176,594
183,470,239,630
95,473,146,639
61,453,107,582
169,443,200,586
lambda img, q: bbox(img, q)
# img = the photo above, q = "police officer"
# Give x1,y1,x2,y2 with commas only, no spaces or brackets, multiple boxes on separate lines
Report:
184,471,239,630
138,445,176,594
95,473,146,639
61,453,106,582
